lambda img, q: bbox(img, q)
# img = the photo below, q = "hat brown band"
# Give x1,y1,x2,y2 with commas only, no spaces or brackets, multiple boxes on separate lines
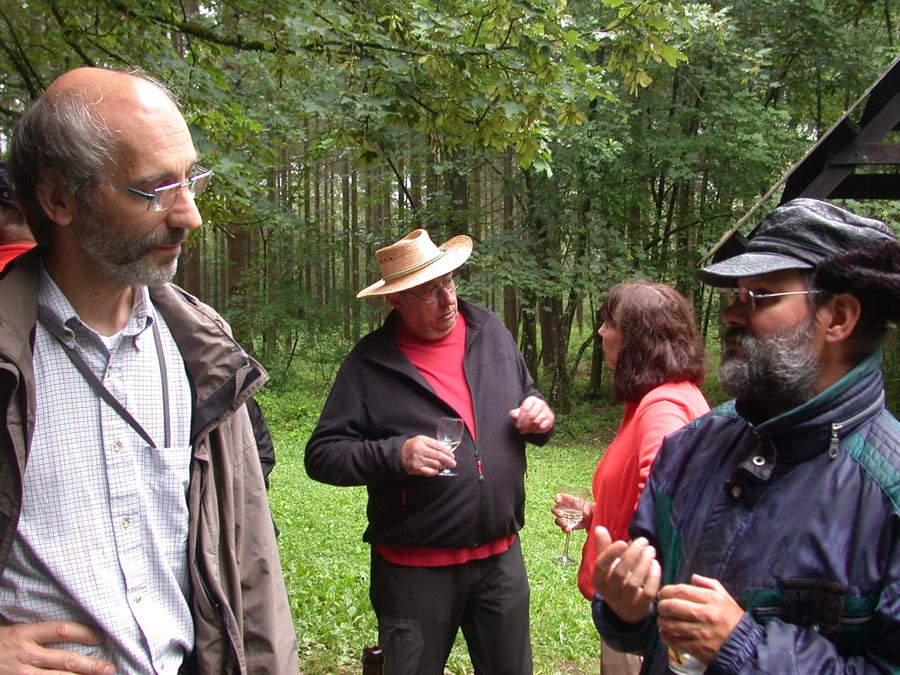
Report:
382,251,446,280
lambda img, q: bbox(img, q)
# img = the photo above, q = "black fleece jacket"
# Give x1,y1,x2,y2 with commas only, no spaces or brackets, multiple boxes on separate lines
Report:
305,300,553,548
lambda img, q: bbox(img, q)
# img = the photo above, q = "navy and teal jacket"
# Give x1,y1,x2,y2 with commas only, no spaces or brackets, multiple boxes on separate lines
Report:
593,349,900,674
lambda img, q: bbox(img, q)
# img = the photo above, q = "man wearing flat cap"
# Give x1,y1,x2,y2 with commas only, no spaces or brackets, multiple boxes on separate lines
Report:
591,198,900,673
306,229,556,675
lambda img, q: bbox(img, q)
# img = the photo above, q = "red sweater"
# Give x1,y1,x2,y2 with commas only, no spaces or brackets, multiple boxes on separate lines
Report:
577,381,709,599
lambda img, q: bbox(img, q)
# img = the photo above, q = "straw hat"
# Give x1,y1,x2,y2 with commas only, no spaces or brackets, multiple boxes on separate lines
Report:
357,229,473,298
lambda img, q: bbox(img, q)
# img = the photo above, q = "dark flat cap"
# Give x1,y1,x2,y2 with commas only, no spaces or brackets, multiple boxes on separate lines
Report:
697,198,897,287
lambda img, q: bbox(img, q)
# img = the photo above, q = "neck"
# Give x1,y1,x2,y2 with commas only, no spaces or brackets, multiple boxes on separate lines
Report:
44,248,137,336
813,345,855,398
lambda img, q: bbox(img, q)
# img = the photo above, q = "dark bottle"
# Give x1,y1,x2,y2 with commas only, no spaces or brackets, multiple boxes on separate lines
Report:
361,645,385,674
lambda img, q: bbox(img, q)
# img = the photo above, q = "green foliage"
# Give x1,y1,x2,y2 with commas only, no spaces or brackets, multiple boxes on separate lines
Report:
3,1,900,412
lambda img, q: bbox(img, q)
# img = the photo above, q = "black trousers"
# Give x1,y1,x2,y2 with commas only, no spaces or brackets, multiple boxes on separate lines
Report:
370,536,533,675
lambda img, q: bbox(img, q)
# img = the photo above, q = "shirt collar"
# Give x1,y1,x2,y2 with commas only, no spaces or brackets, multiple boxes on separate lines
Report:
37,265,155,349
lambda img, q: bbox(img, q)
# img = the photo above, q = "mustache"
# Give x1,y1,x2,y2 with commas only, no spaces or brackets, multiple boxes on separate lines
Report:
723,326,748,343
144,229,186,248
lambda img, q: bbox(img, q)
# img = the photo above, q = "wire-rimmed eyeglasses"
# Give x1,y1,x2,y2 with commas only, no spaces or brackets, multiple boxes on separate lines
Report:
97,165,213,212
404,275,459,304
718,287,820,313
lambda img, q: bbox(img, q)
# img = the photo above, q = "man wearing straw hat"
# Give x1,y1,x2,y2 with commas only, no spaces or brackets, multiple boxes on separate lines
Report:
306,229,556,675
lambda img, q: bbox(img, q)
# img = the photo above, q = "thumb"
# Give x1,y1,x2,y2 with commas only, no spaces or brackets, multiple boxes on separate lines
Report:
593,525,613,551
691,574,724,591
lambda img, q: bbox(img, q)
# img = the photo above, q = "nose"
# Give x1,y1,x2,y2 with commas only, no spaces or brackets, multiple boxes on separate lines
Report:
597,322,607,337
437,284,456,305
721,299,748,327
166,188,203,231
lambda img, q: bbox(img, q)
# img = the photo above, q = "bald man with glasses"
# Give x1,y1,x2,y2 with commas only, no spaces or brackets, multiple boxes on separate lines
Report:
0,67,297,674
591,199,900,674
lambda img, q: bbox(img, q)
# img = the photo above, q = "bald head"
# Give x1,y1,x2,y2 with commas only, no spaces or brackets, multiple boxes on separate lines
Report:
45,67,183,134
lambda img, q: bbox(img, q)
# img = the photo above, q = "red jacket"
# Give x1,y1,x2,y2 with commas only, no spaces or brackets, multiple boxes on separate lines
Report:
577,381,709,599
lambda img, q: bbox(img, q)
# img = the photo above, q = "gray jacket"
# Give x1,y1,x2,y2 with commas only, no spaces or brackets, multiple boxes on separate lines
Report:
0,251,298,674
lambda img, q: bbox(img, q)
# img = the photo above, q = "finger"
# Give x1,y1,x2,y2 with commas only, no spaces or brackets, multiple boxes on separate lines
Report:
33,645,115,675
641,558,662,598
614,542,657,593
658,582,706,603
520,396,539,413
28,620,105,647
617,537,652,570
593,526,613,553
9,622,114,675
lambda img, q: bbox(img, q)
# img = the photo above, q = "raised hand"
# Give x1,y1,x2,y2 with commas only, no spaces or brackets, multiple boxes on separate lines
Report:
508,396,555,435
591,526,661,624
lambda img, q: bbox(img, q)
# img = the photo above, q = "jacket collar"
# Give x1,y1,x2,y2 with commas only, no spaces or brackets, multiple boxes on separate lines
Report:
364,298,488,371
736,350,885,469
0,250,266,442
149,284,267,440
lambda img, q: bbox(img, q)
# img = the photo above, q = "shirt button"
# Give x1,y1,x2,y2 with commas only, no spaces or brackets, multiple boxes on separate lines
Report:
122,518,131,529
134,595,142,604
112,441,123,452
730,485,743,499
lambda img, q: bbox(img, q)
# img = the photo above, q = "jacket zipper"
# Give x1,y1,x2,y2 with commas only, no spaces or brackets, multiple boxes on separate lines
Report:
828,390,885,458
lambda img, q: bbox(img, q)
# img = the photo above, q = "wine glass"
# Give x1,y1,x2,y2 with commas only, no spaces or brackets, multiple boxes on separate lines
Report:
553,484,589,565
436,417,464,477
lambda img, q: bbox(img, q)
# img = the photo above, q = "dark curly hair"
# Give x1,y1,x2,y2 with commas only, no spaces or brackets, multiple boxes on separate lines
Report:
601,280,707,402
812,239,900,363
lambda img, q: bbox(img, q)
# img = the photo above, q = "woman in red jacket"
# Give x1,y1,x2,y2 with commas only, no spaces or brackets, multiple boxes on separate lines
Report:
554,280,709,675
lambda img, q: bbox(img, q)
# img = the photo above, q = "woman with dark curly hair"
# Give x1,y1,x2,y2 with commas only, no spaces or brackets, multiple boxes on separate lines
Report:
553,280,709,675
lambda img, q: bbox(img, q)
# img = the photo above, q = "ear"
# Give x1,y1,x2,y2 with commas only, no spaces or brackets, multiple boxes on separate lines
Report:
821,293,861,345
385,292,403,311
35,170,78,227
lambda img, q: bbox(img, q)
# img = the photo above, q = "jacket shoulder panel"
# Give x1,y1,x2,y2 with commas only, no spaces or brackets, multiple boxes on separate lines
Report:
845,410,900,514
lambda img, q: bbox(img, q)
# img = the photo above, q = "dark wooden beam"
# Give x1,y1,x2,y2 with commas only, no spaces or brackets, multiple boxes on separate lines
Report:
830,142,900,165
828,173,900,199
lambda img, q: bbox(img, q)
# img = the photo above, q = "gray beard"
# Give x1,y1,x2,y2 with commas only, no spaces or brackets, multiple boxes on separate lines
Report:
74,203,183,288
718,317,822,415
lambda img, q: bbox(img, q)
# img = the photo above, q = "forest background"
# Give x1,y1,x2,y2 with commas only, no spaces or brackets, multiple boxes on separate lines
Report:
2,2,900,673
3,1,900,412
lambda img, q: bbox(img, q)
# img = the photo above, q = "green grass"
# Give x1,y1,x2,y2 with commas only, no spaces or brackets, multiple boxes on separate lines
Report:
262,389,621,675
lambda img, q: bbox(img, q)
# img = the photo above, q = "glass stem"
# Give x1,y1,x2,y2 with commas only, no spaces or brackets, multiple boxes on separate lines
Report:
562,531,571,558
